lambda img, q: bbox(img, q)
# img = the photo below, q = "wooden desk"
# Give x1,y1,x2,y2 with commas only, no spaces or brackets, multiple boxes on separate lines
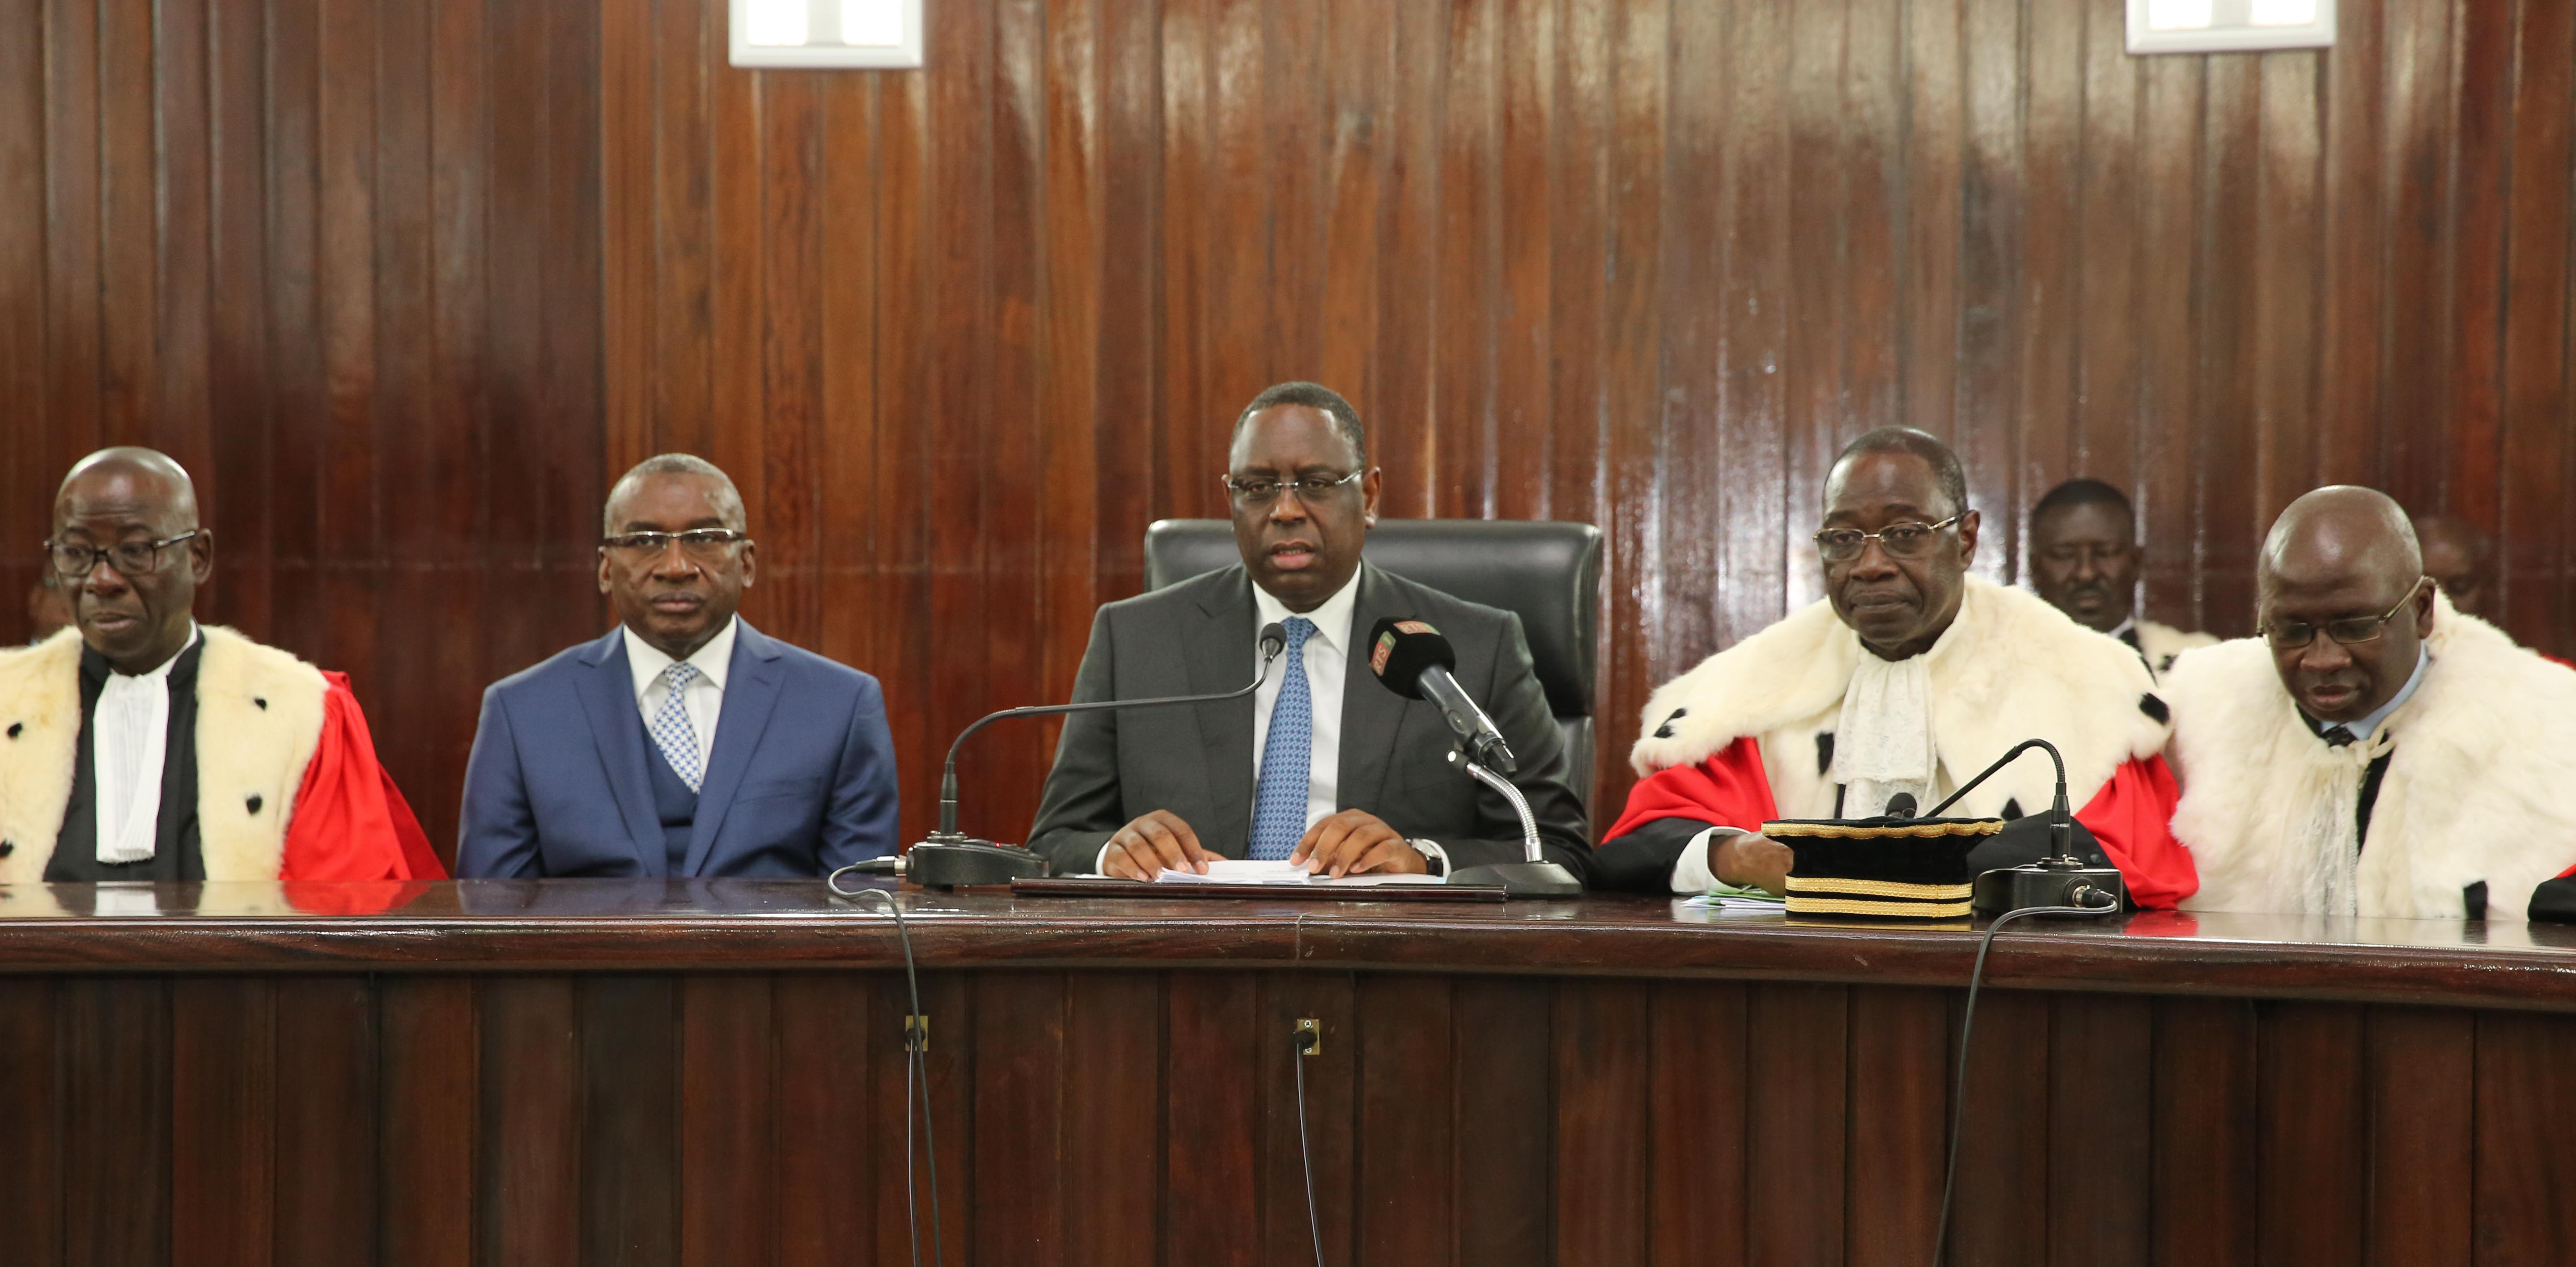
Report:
1,881,2572,1266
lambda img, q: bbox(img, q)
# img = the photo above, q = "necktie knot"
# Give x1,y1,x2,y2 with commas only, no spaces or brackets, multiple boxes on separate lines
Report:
662,661,702,691
2321,725,2356,749
1282,616,1315,651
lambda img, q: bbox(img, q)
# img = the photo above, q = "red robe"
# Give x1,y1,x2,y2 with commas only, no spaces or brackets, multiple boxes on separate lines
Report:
1605,734,2198,909
280,671,446,884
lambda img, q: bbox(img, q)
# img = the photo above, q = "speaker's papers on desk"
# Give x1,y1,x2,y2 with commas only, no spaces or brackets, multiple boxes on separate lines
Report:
1682,882,1787,914
1154,860,1449,887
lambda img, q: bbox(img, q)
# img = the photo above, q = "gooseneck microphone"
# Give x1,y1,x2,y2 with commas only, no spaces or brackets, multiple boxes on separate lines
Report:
1365,618,1516,772
1366,616,1579,899
882,623,1291,889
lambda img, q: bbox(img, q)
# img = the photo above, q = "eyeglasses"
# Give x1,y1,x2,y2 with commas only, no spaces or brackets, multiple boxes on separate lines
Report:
1222,469,1364,508
46,530,203,579
600,529,751,559
1813,515,1962,563
2262,578,2427,651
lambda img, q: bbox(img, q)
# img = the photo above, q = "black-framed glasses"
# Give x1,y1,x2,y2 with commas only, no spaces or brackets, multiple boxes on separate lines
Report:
1222,469,1364,508
1813,515,1962,563
599,529,751,559
46,530,203,579
2262,578,2427,651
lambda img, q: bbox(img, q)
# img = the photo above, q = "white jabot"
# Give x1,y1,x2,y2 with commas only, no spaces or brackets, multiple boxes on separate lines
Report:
93,624,200,865
624,617,736,771
1827,650,1941,818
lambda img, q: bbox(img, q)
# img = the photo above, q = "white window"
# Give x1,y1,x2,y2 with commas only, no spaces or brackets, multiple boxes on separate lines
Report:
730,0,922,69
2128,0,2332,53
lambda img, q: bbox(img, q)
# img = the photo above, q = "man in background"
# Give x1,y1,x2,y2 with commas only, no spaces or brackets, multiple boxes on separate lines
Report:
25,572,71,643
458,454,900,878
2413,513,2495,619
1026,381,1589,881
2028,478,2215,677
0,448,439,882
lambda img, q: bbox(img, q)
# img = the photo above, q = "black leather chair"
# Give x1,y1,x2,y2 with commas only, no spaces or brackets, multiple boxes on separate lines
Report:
1142,519,1604,806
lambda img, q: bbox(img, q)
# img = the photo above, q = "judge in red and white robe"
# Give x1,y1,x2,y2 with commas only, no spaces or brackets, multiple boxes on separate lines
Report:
0,625,443,886
1596,575,2198,907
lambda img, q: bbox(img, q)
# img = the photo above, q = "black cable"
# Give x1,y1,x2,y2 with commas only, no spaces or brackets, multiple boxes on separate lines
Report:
829,868,947,1267
1292,1030,1326,1267
1930,892,2119,1267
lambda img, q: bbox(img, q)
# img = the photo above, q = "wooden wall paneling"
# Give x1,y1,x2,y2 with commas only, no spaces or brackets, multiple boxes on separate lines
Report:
1492,0,1553,524
648,0,715,461
2252,1002,2367,1267
150,0,213,488
1262,0,1325,389
2375,0,2458,514
374,0,439,848
59,979,172,1267
1452,979,1548,1267
1545,0,1606,533
478,978,581,1267
208,0,277,658
543,0,607,640
1744,983,1845,1267
2314,0,2386,492
1090,0,1160,595
1206,0,1274,438
380,976,476,1267
986,0,1051,842
600,0,653,480
2015,0,2080,553
2192,54,2262,632
1956,0,2024,579
1897,0,1961,445
680,975,780,1267
2072,0,2141,494
1431,0,1497,520
1553,979,1650,1267
2471,1010,2576,1266
1257,970,1354,1267
1647,980,1747,1267
871,36,939,849
917,971,978,1263
1167,970,1260,1267
171,979,276,1267
1590,0,1667,830
478,0,560,735
1652,0,1722,665
814,67,884,679
864,972,930,1266
1944,990,2048,1266
757,69,827,649
1718,0,1791,640
2251,48,2324,527
1314,0,1385,441
1154,0,1212,518
1061,972,1163,1267
2445,0,2515,530
773,975,876,1267
2362,1006,2470,1267
314,0,382,699
2499,0,2575,654
95,0,157,442
972,971,1069,1267
2148,997,2256,1266
2044,996,2152,1267
0,0,46,589
1844,986,1944,1267
1354,974,1453,1267
1374,0,1443,520
579,977,679,1267
1040,0,1106,706
1782,0,1849,615
39,0,102,455
2134,52,2203,631
705,6,767,503
0,980,61,1265
1839,0,1903,463
272,978,379,1263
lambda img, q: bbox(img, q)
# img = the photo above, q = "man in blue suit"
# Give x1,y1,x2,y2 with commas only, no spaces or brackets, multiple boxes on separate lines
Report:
456,454,899,877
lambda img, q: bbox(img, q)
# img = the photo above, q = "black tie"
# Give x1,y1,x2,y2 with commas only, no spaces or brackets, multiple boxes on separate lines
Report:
2322,725,2357,749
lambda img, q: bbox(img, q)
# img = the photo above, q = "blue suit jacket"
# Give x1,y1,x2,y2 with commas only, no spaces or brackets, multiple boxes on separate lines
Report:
456,622,900,878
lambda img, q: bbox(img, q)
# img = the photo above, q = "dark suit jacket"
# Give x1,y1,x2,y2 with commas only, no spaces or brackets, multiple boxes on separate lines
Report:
455,622,900,878
1026,562,1590,878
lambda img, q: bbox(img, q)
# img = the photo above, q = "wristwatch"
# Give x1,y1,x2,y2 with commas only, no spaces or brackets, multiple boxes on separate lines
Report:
1408,839,1450,877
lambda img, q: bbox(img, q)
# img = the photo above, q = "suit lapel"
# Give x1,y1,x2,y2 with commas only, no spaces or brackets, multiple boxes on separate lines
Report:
684,622,785,877
575,630,669,877
1337,563,1409,813
1185,572,1259,852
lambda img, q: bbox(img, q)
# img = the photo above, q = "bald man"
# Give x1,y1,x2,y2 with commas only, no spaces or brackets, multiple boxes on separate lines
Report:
0,449,441,884
2164,487,2576,920
1596,428,2198,909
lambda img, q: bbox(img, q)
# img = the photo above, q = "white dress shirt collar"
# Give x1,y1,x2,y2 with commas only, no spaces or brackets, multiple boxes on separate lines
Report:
624,617,737,704
2330,644,2431,743
1252,568,1362,660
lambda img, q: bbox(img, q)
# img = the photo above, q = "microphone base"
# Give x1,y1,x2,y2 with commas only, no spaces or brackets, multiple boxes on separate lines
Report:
1971,861,2124,915
1448,860,1583,900
907,839,1051,890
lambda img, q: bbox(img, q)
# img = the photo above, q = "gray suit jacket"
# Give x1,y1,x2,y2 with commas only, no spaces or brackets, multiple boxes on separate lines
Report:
1026,562,1591,879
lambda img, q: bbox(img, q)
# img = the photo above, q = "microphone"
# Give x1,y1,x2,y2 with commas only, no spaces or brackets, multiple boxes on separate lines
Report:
895,623,1291,889
1364,615,1579,899
1366,617,1515,772
1922,738,2126,915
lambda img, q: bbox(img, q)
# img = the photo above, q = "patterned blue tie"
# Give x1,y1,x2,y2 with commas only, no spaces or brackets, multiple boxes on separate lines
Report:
1248,617,1316,860
650,662,705,793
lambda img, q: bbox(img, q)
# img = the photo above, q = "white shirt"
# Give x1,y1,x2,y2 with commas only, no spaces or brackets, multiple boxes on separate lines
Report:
624,617,737,771
93,624,200,865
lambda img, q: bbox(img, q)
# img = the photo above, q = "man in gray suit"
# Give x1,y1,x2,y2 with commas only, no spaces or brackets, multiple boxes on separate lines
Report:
1027,382,1590,881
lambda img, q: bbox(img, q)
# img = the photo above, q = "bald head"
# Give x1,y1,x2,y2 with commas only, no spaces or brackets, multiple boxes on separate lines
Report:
2258,487,2434,725
51,447,211,673
2412,513,2495,618
58,447,200,534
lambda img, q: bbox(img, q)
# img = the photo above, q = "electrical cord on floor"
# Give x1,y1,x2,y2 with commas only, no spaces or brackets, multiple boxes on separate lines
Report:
1291,1027,1326,1267
829,866,947,1267
1930,891,2121,1267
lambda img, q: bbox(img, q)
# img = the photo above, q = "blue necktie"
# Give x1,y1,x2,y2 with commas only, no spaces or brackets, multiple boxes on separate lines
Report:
1248,617,1316,860
650,662,705,792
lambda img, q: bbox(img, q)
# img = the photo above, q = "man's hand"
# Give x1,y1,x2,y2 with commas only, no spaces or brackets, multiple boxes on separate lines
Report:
1290,809,1428,878
1100,809,1215,881
1714,831,1794,895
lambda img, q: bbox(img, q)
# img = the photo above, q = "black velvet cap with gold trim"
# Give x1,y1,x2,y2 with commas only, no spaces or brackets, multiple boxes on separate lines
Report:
1764,816,2007,920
